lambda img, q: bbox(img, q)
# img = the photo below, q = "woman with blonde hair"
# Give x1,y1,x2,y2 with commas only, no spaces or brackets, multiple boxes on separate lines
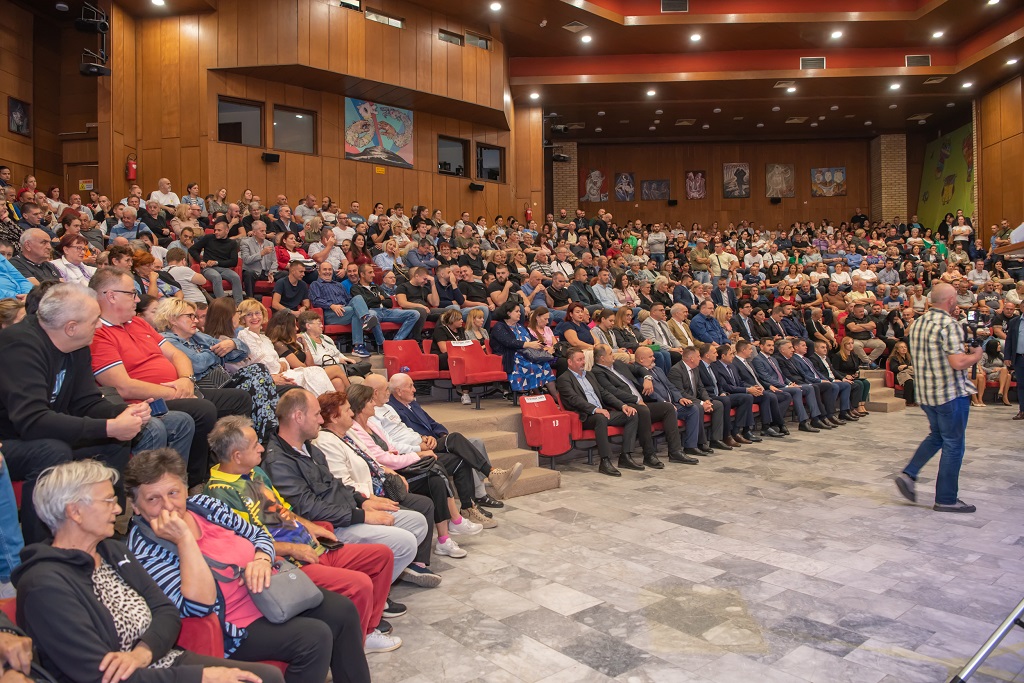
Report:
714,305,739,342
463,307,489,344
0,298,25,328
830,335,871,416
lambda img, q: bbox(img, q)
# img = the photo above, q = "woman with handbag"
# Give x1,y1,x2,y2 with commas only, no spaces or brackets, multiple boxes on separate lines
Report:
296,312,371,380
154,298,282,441
124,450,370,683
235,300,334,396
267,310,351,393
13,459,284,683
490,303,557,397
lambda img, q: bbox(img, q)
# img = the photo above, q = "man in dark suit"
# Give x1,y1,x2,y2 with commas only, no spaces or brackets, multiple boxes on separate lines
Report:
698,343,755,445
764,306,787,339
729,340,789,437
706,343,768,442
630,346,704,460
1004,314,1024,419
808,340,862,422
555,348,642,476
731,301,758,343
711,277,739,313
794,338,854,424
669,346,732,451
780,304,810,339
673,273,699,316
272,205,303,239
567,267,600,309
591,345,675,468
775,338,835,431
751,337,820,433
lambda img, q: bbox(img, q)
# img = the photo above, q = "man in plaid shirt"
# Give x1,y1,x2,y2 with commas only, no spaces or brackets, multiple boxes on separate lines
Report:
895,283,984,513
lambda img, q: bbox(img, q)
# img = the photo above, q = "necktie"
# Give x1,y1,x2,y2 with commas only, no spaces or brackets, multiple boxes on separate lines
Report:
690,367,700,396
741,359,765,388
704,363,720,395
651,373,669,402
658,321,672,346
742,316,752,339
766,356,785,384
797,355,817,380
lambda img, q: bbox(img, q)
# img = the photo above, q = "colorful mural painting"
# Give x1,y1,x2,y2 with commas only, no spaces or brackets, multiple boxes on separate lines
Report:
344,98,414,168
917,122,975,230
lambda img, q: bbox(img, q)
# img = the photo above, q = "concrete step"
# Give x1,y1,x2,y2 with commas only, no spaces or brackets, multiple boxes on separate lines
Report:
865,395,906,413
860,369,885,379
487,466,560,500
488,448,540,471
477,431,525,453
866,377,889,390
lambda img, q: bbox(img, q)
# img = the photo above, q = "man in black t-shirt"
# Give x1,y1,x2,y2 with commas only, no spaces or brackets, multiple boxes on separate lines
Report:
272,261,310,314
547,272,573,315
458,265,490,306
397,266,449,323
458,241,486,275
487,265,522,310
188,221,242,304
214,203,245,238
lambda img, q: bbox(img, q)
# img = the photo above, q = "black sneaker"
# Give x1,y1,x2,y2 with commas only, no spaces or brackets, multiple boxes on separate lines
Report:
475,494,504,509
933,499,976,513
376,618,393,635
383,598,407,618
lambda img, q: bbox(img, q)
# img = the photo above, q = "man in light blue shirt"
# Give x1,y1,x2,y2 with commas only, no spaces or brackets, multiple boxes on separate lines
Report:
592,269,621,311
0,254,32,299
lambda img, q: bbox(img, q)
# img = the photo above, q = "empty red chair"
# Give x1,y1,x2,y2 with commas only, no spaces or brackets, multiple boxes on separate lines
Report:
447,340,507,409
519,395,573,463
384,340,442,380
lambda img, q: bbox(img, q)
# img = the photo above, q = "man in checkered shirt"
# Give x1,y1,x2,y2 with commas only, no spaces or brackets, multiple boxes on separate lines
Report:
895,282,984,513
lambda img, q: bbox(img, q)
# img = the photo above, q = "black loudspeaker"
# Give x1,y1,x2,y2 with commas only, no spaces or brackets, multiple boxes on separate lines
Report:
469,182,485,192
667,199,678,206
261,152,281,163
770,197,782,205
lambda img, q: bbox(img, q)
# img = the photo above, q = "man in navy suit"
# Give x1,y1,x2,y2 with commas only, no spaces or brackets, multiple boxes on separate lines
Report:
669,346,732,451
729,340,789,437
711,277,739,313
731,301,758,343
1004,313,1024,419
632,346,706,458
673,273,699,316
775,338,836,431
780,304,810,339
751,338,821,433
699,343,756,445
709,343,775,441
794,338,854,424
764,306,787,339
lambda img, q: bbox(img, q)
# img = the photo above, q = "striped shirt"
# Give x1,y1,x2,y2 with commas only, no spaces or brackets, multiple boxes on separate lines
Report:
908,307,976,406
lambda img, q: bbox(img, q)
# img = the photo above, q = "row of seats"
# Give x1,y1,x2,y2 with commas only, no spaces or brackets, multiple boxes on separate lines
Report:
382,339,506,409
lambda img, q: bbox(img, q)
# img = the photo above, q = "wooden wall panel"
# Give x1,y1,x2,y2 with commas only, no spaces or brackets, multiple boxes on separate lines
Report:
0,1,35,184
979,76,1024,229
575,139,871,227
999,77,1023,140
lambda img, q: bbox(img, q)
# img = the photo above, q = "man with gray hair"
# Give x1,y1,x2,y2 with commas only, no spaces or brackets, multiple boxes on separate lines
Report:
10,229,61,285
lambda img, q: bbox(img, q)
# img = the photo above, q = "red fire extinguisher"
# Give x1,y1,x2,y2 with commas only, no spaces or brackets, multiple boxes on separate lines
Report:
125,154,137,182
524,203,533,223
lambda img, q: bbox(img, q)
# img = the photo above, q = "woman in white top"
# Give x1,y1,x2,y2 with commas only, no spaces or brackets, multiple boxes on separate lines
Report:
783,264,805,288
49,234,96,284
809,262,831,288
908,285,929,314
235,299,335,394
831,262,853,288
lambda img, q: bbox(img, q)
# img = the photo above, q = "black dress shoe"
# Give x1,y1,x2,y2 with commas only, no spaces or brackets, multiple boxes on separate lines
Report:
643,455,665,469
778,425,791,436
799,421,820,433
811,419,833,430
762,427,783,438
680,449,704,461
829,416,846,426
840,411,859,421
709,439,734,451
618,455,645,471
742,430,763,442
475,495,504,509
599,459,622,476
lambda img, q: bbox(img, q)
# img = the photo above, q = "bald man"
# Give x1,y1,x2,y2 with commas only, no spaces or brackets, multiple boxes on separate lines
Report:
895,282,984,514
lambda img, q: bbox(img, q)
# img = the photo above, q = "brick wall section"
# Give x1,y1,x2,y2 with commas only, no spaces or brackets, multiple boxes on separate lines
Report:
870,134,908,223
972,99,981,228
552,141,579,214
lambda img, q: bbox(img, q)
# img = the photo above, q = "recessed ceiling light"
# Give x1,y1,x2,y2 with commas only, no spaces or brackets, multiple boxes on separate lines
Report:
713,108,722,113
919,119,927,124
756,123,764,128
597,111,605,116
654,120,660,124
649,126,656,131
890,83,901,90
844,114,855,118
772,106,781,112
831,30,843,39
295,114,303,119
865,120,873,125
581,35,592,43
152,0,165,5
529,92,540,100
646,89,656,96
988,0,1000,5
655,109,663,115
489,1,501,10
830,105,839,111
595,127,602,132
786,87,797,93
932,31,944,38
690,33,701,42
620,119,629,123
962,82,973,88
810,122,818,127
889,104,898,109
947,102,956,107
1008,58,1019,65
702,124,710,129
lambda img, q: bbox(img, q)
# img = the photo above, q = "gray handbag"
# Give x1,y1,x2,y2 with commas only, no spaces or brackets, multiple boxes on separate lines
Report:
205,556,324,624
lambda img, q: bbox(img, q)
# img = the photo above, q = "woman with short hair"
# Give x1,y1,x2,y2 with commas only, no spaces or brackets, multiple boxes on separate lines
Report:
50,233,97,284
14,459,283,683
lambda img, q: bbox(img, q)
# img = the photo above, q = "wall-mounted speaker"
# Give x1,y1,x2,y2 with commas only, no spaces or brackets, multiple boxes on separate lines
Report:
667,199,678,207
469,182,485,192
261,152,281,163
770,197,782,205
551,153,570,163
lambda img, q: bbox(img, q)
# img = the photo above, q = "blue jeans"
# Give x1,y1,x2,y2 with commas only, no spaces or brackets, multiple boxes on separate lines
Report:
548,309,567,324
202,266,243,305
903,395,970,505
323,295,372,345
374,307,422,342
692,271,711,285
651,254,665,267
136,411,196,466
0,462,23,582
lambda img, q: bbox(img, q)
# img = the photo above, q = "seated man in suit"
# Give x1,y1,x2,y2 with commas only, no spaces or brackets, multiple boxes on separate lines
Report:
639,302,684,366
672,273,699,316
774,338,835,431
764,306,788,339
711,277,739,313
793,337,854,424
780,304,810,339
727,340,789,438
808,340,862,422
751,337,822,433
700,343,759,444
631,346,704,460
731,300,759,344
667,303,698,348
590,344,670,468
555,348,642,476
689,299,730,346
669,346,732,452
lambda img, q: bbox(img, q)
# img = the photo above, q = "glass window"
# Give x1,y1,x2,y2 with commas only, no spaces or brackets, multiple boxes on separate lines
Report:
439,30,463,46
217,98,262,147
365,9,403,28
273,107,316,154
339,0,361,9
438,136,468,176
466,32,491,50
476,143,504,183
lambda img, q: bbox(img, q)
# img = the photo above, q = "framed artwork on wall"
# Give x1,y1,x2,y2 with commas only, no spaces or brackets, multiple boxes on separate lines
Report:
641,179,670,200
344,98,414,168
685,170,707,199
614,172,635,201
810,167,847,197
8,97,30,137
580,168,609,202
765,163,795,198
722,163,750,198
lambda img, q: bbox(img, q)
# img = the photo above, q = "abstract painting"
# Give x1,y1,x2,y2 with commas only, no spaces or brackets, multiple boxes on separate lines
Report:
641,179,671,201
685,170,707,199
765,163,795,198
722,163,750,198
580,168,609,202
810,167,847,197
7,97,29,137
344,98,414,168
614,172,635,201
917,122,974,229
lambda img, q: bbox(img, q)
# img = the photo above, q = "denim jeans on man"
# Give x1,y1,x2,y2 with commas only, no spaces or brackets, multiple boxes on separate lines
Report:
323,294,373,346
134,410,196,466
0,461,23,585
902,395,970,505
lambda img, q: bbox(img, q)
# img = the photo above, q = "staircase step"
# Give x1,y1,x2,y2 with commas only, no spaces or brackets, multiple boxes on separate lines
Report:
487,448,539,471
860,369,885,379
477,432,523,453
866,377,889,390
865,396,906,413
487,466,560,500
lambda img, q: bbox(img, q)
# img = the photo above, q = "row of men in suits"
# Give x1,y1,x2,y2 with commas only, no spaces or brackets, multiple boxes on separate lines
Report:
555,335,865,476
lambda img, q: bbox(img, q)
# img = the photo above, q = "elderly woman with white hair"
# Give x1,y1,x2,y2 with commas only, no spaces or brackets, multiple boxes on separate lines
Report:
12,459,282,683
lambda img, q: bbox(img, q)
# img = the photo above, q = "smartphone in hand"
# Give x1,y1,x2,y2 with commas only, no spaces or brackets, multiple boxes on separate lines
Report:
150,398,169,417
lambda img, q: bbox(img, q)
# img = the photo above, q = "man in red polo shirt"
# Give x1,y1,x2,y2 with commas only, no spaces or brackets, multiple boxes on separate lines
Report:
89,267,252,487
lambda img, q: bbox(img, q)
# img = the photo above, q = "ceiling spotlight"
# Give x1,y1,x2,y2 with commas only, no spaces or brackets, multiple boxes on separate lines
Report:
932,31,944,38
529,92,540,100
865,120,873,125
702,124,710,129
947,102,956,107
489,2,501,10
1008,58,1019,65
819,115,826,120
152,0,165,5
713,108,722,113
890,83,901,90
690,33,701,42
595,127,602,132
756,123,764,128
889,104,898,109
655,109,663,115
581,35,592,43
831,30,843,39
55,1,69,9
649,126,656,131
647,89,656,96
830,105,839,111
919,119,927,124
786,87,797,93
962,82,973,88
654,120,660,124
772,106,781,112
811,122,818,127
988,0,1000,5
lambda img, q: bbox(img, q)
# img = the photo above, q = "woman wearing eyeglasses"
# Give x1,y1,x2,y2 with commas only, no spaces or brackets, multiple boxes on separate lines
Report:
49,233,97,285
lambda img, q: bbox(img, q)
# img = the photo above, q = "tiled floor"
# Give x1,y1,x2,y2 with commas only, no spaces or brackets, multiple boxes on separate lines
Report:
373,403,1024,683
